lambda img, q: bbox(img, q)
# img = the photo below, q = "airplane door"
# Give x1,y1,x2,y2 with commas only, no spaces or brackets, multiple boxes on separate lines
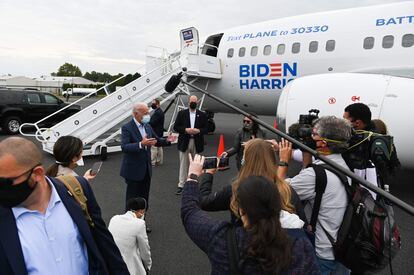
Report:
180,27,199,54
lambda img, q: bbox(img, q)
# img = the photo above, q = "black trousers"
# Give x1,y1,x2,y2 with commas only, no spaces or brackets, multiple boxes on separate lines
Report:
125,172,151,211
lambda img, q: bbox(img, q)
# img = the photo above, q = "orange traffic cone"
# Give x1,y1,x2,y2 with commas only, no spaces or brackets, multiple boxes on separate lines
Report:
217,134,225,157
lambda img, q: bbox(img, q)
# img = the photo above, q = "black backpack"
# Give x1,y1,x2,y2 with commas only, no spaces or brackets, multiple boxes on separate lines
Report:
310,164,401,274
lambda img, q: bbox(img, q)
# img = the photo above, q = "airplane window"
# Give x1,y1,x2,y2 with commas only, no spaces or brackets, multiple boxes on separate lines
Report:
326,40,335,52
239,47,246,57
277,44,285,55
402,34,414,47
309,41,318,53
227,48,234,58
251,46,258,56
363,37,375,49
292,42,300,54
382,35,394,49
263,45,271,55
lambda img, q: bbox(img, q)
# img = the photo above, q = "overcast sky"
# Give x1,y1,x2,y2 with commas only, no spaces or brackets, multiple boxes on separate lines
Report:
0,0,405,77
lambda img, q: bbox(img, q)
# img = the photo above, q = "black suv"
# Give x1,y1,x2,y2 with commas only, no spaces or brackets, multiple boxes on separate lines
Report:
0,89,81,134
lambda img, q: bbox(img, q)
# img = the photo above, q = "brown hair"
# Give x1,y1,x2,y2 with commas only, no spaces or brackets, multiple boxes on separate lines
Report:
372,119,388,135
237,176,291,274
230,138,295,216
46,136,83,177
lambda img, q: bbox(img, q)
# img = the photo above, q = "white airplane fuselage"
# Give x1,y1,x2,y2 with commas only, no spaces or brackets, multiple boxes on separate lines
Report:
179,2,414,168
195,2,413,115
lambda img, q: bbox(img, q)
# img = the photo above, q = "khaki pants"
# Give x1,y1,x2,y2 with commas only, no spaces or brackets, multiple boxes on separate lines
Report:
178,139,196,188
151,146,163,166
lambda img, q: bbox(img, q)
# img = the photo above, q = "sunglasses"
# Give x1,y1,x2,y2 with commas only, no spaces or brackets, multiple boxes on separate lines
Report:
0,164,40,186
243,120,252,124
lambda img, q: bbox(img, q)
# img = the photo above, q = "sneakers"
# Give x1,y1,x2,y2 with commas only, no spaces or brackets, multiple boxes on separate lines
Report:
175,187,183,195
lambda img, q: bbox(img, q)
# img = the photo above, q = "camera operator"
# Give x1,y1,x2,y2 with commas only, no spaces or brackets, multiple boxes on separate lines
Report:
277,116,353,275
342,103,400,197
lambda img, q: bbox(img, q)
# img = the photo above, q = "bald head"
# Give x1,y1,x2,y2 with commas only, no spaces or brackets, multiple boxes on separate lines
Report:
0,137,42,169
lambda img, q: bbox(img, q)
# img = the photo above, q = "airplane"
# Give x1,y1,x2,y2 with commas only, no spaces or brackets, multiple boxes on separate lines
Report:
176,1,414,168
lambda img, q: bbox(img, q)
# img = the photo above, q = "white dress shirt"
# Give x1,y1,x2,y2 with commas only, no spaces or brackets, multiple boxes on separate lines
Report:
189,110,196,129
108,211,152,275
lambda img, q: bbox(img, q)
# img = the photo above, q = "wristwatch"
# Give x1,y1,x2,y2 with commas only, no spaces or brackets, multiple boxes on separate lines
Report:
188,173,199,181
278,161,289,167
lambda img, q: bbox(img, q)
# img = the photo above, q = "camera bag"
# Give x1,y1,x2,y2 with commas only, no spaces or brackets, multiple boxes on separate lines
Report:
310,164,401,274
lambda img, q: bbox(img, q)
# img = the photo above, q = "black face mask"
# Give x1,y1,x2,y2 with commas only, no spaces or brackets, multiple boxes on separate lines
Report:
189,102,197,110
151,103,157,110
0,168,37,208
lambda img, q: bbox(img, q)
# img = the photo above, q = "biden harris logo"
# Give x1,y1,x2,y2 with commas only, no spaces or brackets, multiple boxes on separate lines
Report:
239,62,297,90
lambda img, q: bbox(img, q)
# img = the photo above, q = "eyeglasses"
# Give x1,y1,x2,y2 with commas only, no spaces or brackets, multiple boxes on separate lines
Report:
243,120,252,124
0,164,40,186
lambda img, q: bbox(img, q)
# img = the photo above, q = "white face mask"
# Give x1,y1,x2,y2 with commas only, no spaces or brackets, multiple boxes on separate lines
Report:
76,157,84,167
142,115,151,124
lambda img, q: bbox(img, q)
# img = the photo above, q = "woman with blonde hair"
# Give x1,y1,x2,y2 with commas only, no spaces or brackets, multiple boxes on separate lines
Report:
200,138,306,226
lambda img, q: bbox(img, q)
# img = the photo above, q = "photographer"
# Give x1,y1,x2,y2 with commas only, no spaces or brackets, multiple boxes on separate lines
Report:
199,138,307,227
277,116,352,275
343,103,400,197
181,156,320,274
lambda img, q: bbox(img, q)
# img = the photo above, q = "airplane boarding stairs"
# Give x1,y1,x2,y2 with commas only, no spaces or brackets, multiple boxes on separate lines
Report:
19,42,223,157
19,55,186,157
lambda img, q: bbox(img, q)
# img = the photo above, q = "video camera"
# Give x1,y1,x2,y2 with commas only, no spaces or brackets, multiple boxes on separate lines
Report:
288,109,320,149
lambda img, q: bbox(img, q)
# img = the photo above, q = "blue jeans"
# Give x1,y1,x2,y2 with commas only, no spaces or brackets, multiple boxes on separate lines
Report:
317,257,338,275
317,257,351,275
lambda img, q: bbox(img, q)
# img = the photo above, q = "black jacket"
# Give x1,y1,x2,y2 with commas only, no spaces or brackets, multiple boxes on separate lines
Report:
149,107,165,138
0,176,129,275
226,127,266,170
173,109,208,153
199,173,308,225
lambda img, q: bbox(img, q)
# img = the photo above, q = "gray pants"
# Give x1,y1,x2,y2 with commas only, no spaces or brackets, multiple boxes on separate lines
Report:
178,139,196,188
151,146,163,166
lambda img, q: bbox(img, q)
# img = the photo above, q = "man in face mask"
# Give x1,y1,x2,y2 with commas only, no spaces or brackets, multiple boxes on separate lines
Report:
277,116,352,275
120,102,176,231
149,99,165,167
0,137,129,275
173,95,208,195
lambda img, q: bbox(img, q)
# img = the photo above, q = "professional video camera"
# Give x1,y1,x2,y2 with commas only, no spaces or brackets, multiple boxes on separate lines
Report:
288,109,320,149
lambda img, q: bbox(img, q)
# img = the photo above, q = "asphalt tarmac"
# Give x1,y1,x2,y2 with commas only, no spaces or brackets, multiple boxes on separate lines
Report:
1,112,413,275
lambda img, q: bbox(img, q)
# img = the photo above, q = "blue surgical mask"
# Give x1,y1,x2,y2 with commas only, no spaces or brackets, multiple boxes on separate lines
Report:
142,115,151,124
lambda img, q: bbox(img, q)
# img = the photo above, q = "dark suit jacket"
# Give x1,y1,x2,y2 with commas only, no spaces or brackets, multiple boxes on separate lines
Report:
173,109,208,153
120,119,170,182
149,107,165,138
0,176,129,275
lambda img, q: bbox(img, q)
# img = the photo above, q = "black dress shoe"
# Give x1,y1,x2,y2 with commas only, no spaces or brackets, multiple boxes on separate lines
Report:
175,187,183,195
146,225,152,233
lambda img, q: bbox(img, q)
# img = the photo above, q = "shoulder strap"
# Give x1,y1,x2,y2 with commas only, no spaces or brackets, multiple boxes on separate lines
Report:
57,175,95,228
226,224,241,275
310,164,328,232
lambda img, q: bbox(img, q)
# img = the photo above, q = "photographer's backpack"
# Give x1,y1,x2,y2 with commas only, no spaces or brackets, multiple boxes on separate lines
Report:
342,130,401,189
310,164,401,274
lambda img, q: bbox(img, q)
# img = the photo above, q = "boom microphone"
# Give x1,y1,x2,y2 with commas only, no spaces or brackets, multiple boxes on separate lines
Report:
165,71,183,93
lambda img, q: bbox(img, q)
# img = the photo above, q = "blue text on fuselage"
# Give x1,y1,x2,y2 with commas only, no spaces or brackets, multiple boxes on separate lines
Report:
239,63,297,90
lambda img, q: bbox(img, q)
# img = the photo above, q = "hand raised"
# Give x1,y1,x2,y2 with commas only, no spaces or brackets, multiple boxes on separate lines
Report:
278,138,292,162
188,154,204,177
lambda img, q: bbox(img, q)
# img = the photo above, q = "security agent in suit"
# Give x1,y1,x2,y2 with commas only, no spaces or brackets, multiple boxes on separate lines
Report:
149,99,165,166
173,95,208,195
120,102,175,211
0,137,129,275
